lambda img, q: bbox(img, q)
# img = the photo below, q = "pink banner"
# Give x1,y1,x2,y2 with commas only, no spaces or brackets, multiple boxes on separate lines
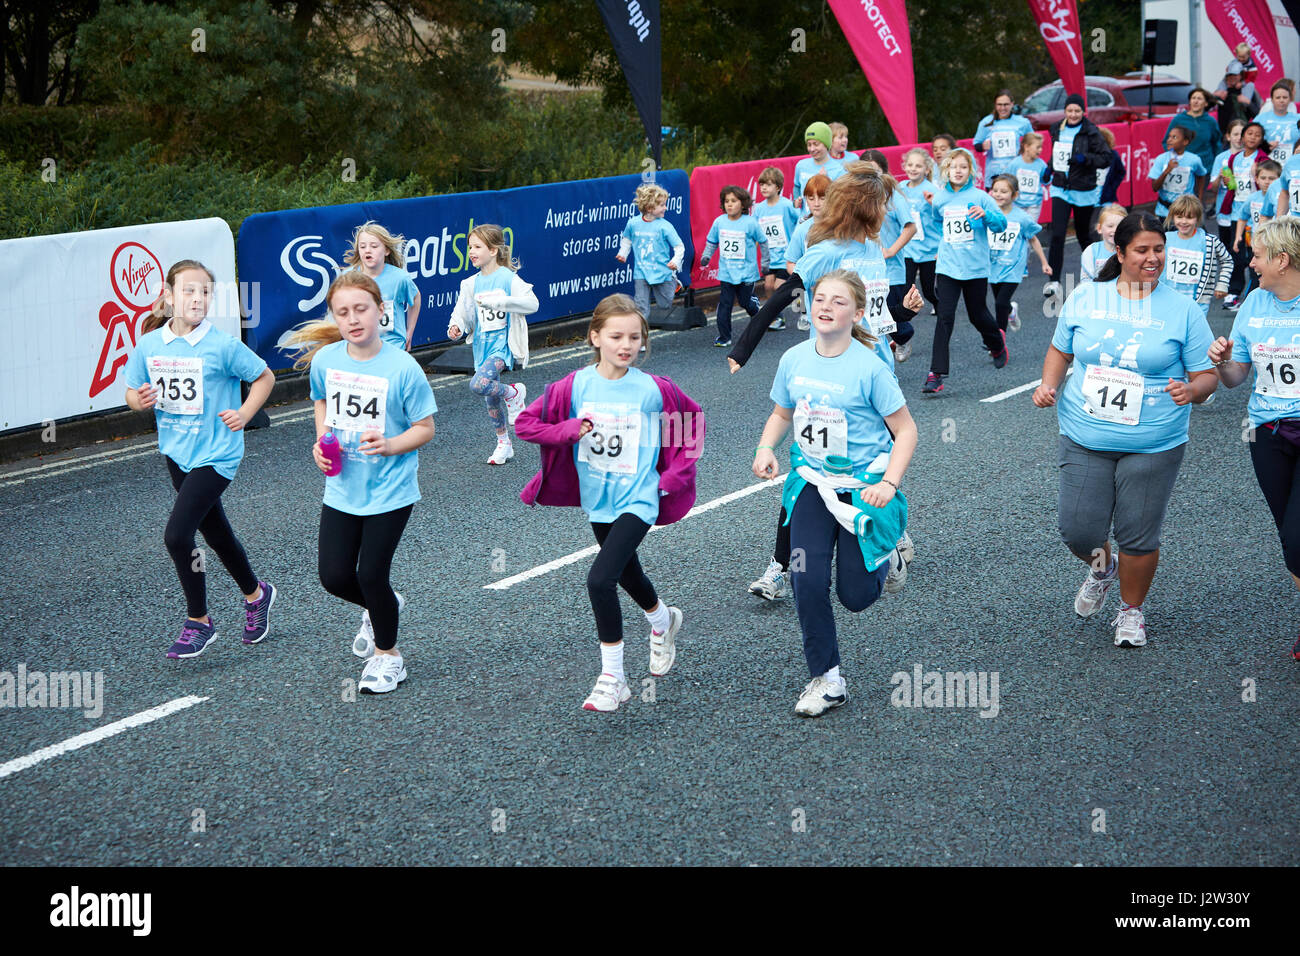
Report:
688,156,802,289
1207,0,1285,92
826,0,918,145
1126,118,1167,208
1025,0,1086,98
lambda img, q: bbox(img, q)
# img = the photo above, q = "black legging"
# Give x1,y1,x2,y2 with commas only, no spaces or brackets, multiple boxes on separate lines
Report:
1225,224,1254,296
990,281,1017,332
588,514,659,644
931,274,1004,376
905,258,938,310
1048,201,1095,283
774,505,791,569
319,503,412,651
164,458,258,618
1250,424,1300,578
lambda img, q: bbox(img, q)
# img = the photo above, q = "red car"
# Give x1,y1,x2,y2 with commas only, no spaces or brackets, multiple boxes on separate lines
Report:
1021,73,1196,130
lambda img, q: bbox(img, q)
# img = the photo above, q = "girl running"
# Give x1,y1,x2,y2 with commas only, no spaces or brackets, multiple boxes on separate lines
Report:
900,148,941,314
830,122,859,164
1032,212,1217,648
515,294,704,712
784,173,832,330
754,166,799,326
1162,195,1232,317
1081,204,1126,283
1225,122,1270,308
344,221,421,351
1209,119,1244,254
1207,217,1300,660
753,269,916,716
699,185,769,347
860,150,918,360
1011,132,1049,225
924,147,1010,394
287,271,437,694
125,260,276,659
446,224,538,465
987,174,1050,334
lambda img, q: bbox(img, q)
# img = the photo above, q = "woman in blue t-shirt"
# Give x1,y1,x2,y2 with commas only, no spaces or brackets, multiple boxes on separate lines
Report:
1033,212,1218,649
1207,218,1300,661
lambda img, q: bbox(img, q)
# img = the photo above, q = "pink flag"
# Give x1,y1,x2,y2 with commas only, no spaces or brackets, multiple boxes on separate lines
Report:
1207,0,1285,92
826,0,917,146
1025,0,1086,99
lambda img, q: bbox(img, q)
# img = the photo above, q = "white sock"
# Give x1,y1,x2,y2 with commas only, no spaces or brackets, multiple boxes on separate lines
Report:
645,602,671,634
497,433,511,446
825,666,842,685
600,642,625,682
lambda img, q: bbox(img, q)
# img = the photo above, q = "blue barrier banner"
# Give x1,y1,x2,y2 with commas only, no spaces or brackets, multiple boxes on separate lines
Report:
237,170,692,370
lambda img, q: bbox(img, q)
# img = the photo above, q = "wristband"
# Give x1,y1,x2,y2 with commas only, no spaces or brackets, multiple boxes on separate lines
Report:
755,444,775,455
880,478,898,490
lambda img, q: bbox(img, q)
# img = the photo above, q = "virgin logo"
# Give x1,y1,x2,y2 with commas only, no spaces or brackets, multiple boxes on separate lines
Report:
90,242,164,397
1033,0,1080,65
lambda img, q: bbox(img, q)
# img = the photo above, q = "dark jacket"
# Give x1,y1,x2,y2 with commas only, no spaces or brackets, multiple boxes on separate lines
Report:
1047,117,1112,192
1099,150,1127,206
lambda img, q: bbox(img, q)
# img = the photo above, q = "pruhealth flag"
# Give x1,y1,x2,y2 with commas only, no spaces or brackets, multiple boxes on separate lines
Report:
826,0,918,145
1208,0,1286,92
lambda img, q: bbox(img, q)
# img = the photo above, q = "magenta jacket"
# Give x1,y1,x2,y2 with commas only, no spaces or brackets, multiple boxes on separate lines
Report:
516,369,705,525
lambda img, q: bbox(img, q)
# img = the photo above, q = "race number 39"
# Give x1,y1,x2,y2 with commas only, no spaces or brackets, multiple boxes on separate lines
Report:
324,368,389,433
1253,342,1300,398
147,356,204,415
577,404,641,476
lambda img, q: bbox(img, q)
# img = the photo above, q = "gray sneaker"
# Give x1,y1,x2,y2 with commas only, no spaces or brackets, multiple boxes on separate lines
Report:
1074,565,1116,618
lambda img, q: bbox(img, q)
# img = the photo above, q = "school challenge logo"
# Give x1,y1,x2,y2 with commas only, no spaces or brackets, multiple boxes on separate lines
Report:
89,242,164,398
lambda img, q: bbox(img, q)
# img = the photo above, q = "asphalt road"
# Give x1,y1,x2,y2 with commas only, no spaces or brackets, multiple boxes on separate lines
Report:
1,240,1296,866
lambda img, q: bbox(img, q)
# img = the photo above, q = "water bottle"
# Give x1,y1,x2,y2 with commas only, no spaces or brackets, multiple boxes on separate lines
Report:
1223,167,1237,191
319,431,343,477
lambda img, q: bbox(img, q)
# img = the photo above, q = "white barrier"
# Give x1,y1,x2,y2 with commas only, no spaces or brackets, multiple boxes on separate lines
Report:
0,218,238,431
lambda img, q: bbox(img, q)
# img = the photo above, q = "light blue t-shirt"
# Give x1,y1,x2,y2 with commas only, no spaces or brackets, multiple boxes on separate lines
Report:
309,340,437,516
880,187,913,286
1277,154,1300,216
898,179,940,261
1260,178,1284,218
705,213,767,284
754,197,799,261
570,365,664,525
793,238,895,368
1149,149,1207,216
988,208,1044,284
793,157,846,201
125,321,268,480
368,263,419,350
1010,156,1049,211
770,338,906,477
1050,280,1214,453
1255,109,1300,162
1231,149,1267,218
1161,229,1210,316
930,181,1006,280
1055,124,1103,207
1236,182,1279,233
621,215,683,284
784,217,815,268
974,114,1034,186
1231,288,1300,427
1210,148,1236,226
469,267,517,371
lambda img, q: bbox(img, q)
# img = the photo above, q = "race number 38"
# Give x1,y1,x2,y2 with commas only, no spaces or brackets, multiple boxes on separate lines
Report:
578,405,641,476
324,368,389,433
1252,342,1300,398
1081,364,1143,426
147,356,204,415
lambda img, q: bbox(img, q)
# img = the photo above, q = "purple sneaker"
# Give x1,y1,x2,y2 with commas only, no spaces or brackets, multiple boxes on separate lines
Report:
167,617,218,659
243,580,276,645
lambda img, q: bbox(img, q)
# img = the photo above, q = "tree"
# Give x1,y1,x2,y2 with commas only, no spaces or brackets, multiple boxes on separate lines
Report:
2,0,100,105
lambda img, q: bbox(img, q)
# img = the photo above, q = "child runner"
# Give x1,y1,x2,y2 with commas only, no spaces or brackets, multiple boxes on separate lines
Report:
1011,131,1050,224
860,150,918,361
1162,195,1232,317
754,166,799,327
344,221,421,351
446,224,537,464
793,122,846,209
784,173,832,330
987,174,1050,334
830,122,859,164
900,148,942,315
286,272,436,694
924,147,1010,394
1149,126,1208,219
932,133,957,166
699,185,769,348
515,294,704,712
1081,204,1126,283
753,269,917,716
617,182,685,322
1097,127,1127,209
1235,159,1283,301
1226,122,1270,308
1209,119,1245,250
1272,124,1300,217
125,260,276,659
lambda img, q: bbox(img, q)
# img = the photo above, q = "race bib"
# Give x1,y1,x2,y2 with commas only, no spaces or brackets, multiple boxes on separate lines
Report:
1095,166,1108,190
1016,169,1040,195
990,130,1016,159
863,277,894,336
1162,165,1191,195
1165,246,1202,283
1081,365,1143,426
477,302,509,332
720,228,745,260
759,215,788,249
910,207,925,241
988,222,1021,253
380,299,395,330
324,368,389,434
1252,342,1300,398
943,206,974,244
577,403,641,476
1272,143,1293,164
1289,181,1300,216
793,401,848,461
1052,140,1072,173
1235,165,1255,197
147,356,203,416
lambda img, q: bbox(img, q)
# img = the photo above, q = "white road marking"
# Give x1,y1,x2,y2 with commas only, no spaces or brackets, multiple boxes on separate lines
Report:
982,366,1073,403
0,695,210,781
485,476,785,590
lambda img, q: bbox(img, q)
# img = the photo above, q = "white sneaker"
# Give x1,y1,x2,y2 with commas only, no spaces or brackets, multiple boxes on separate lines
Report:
894,340,912,363
649,606,682,676
1008,301,1021,332
896,530,915,565
1044,281,1062,299
748,559,789,601
488,438,514,465
795,676,847,717
582,673,631,712
352,592,405,659
1074,565,1116,619
1112,606,1147,647
884,547,908,593
505,383,527,427
359,653,407,694
769,317,786,331
797,316,811,331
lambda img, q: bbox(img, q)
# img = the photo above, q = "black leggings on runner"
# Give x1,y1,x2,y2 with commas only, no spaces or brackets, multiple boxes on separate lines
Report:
990,281,1018,332
1048,201,1095,283
932,274,1004,376
589,513,659,644
318,503,412,651
1250,424,1300,578
164,458,258,619
905,258,938,309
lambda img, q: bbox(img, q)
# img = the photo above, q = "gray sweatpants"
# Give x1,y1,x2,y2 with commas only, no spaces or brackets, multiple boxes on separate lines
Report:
1057,435,1187,558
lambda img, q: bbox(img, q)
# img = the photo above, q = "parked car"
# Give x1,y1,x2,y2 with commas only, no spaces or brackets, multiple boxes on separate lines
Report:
1021,73,1196,129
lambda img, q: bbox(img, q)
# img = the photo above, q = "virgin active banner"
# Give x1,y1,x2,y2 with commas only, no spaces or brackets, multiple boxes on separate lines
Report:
238,170,692,371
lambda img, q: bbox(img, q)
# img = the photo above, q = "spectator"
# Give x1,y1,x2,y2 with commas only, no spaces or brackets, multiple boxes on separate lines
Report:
1217,63,1261,138
1164,88,1222,174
